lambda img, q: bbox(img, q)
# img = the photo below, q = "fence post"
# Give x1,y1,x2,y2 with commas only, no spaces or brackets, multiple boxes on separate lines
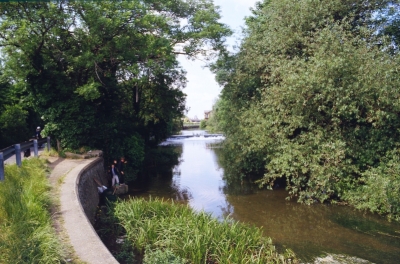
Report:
34,140,39,157
15,144,22,167
0,153,4,181
47,136,51,151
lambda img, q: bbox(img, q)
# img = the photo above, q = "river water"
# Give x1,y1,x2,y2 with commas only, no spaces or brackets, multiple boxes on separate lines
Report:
129,130,400,263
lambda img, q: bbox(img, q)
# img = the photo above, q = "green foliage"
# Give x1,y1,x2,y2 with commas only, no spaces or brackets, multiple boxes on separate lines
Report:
105,132,149,183
114,241,136,263
0,105,29,148
143,246,186,264
0,67,33,148
144,146,182,177
58,149,67,158
0,158,65,263
0,0,231,161
172,117,184,134
75,82,101,101
121,133,145,182
343,149,400,221
40,147,60,157
203,98,226,133
210,0,400,213
199,119,207,129
114,198,298,264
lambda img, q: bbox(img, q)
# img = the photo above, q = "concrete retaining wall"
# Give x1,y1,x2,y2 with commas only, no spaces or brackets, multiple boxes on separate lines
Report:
77,157,108,224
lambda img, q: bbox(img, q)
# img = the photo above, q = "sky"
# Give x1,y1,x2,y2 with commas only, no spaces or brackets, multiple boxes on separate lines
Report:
180,0,259,120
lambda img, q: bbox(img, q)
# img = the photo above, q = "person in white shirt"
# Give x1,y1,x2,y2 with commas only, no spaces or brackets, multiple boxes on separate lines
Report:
110,163,120,188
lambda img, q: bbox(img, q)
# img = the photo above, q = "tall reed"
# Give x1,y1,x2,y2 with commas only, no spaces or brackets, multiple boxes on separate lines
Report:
0,158,64,263
113,197,298,263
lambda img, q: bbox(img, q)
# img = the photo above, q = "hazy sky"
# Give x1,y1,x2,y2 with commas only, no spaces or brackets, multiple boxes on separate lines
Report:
180,0,259,119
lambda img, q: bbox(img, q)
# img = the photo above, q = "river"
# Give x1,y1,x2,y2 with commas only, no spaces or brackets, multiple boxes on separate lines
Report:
128,130,400,263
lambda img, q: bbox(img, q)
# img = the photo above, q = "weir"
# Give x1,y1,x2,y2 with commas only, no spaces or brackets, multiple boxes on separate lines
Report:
170,133,224,139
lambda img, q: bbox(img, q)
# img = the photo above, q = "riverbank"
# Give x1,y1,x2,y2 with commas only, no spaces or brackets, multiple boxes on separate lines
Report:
128,130,400,263
96,197,298,263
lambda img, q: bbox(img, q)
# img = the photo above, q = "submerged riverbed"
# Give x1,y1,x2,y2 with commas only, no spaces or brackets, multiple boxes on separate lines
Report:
126,130,400,263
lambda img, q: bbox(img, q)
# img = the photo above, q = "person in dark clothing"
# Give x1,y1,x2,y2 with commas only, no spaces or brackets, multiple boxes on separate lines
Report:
117,157,126,184
35,126,42,139
24,148,31,157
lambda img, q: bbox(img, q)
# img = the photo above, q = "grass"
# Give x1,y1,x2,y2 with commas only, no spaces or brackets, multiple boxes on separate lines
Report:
0,158,66,263
112,197,298,264
41,147,61,157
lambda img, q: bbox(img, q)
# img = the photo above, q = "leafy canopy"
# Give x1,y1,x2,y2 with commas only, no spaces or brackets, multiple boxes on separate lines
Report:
211,0,400,220
0,0,231,162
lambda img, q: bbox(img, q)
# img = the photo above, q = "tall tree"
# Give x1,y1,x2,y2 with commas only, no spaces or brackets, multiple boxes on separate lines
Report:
211,0,400,219
0,0,231,159
0,64,31,148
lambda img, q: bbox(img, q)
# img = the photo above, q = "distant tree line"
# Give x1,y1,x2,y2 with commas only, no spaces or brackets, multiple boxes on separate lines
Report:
0,0,231,172
210,0,400,221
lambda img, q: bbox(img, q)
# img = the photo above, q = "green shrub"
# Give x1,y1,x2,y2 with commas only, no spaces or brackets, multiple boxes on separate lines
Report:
210,0,400,208
121,133,145,182
343,149,400,221
200,119,207,129
41,147,60,157
0,104,29,148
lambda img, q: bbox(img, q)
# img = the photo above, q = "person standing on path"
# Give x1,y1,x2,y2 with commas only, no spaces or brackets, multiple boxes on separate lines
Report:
35,126,42,139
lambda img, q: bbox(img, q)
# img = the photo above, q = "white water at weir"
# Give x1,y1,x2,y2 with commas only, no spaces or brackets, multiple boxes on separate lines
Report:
134,130,400,263
160,130,225,146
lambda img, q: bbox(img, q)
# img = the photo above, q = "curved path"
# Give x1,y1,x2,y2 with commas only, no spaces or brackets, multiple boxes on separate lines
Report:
47,157,118,264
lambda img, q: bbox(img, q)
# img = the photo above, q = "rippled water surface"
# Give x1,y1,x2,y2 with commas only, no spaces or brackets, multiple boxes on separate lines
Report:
128,130,400,263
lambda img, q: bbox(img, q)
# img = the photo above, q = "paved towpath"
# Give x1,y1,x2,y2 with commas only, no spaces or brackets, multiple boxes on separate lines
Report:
46,156,118,264
46,157,87,262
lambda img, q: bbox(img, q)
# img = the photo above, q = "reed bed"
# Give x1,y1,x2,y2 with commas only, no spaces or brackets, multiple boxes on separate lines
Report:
113,197,298,264
0,158,64,263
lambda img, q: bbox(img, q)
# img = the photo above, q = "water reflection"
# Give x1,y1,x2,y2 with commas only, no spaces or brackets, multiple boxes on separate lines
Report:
129,130,400,263
225,189,400,262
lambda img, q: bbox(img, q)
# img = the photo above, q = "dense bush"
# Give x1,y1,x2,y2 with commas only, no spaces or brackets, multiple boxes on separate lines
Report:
343,150,400,221
0,105,29,148
199,119,207,129
121,133,145,182
210,0,400,220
